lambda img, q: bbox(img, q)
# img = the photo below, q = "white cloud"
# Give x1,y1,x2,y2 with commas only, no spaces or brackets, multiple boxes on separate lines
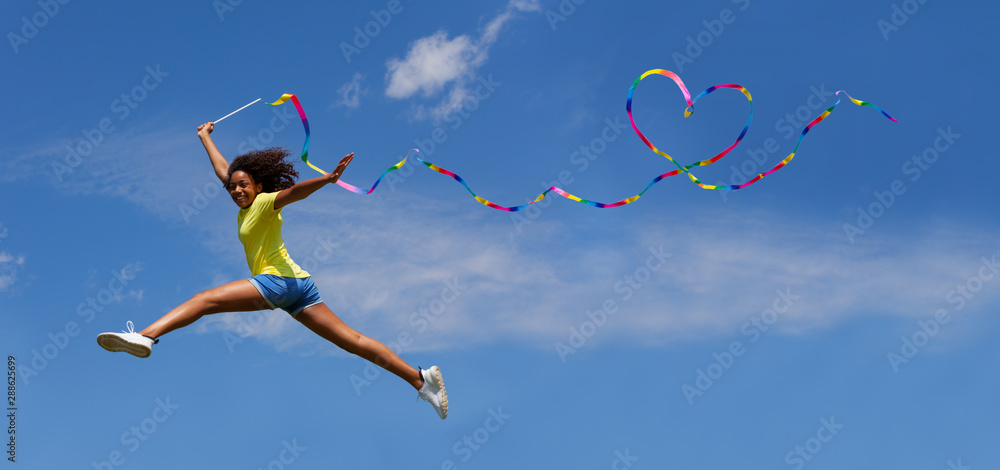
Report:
13,119,996,356
195,310,305,354
3,125,237,226
0,222,25,292
0,251,26,292
385,0,539,120
332,73,367,110
386,31,477,100
181,189,1000,356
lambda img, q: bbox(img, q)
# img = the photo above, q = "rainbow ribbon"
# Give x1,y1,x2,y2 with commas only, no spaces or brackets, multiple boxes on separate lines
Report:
265,70,896,211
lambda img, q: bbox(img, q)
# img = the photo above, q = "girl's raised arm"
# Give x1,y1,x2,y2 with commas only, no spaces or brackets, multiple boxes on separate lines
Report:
198,122,229,184
274,153,354,210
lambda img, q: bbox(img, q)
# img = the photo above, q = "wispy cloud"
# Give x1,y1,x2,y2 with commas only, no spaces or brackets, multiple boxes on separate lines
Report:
332,73,367,111
0,222,23,292
0,251,26,292
15,117,996,356
189,196,1000,356
384,0,540,121
5,124,238,225
82,262,145,304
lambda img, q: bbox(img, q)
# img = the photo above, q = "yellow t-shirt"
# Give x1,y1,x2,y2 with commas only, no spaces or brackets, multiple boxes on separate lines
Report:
237,192,310,278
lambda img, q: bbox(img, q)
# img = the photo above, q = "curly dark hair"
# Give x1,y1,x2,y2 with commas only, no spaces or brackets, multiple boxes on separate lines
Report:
226,147,299,192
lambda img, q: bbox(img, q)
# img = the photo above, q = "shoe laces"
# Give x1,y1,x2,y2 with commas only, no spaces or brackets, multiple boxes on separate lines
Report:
121,321,158,344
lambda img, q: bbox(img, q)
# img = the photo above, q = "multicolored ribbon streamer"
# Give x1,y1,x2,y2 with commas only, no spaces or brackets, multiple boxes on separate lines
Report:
262,69,896,211
266,93,405,195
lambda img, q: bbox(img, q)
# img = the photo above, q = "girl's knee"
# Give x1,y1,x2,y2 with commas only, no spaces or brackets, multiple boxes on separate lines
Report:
189,291,221,313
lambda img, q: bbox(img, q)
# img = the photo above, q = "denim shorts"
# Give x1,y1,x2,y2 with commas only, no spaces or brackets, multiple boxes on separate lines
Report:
247,274,324,317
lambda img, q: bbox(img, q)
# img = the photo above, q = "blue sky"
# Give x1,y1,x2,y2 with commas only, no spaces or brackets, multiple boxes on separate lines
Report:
2,0,998,468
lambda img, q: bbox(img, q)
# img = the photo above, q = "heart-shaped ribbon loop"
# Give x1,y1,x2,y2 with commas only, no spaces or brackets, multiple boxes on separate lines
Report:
267,70,896,211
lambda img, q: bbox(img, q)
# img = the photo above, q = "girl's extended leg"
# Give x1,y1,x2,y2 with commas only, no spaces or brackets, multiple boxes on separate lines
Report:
295,302,423,390
139,280,268,339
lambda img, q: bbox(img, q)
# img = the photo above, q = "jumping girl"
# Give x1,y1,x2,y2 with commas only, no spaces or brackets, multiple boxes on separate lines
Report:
97,122,448,419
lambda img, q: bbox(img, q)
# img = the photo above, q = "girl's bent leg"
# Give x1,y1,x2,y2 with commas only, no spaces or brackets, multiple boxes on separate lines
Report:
140,280,268,339
295,303,423,390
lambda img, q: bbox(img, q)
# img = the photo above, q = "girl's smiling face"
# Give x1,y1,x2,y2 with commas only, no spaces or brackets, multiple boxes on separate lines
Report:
228,170,262,209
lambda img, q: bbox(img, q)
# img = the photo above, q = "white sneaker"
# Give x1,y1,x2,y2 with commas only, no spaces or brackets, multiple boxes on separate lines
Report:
97,321,156,358
417,366,448,419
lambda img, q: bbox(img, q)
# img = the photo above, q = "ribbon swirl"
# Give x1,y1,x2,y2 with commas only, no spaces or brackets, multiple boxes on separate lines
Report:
265,69,896,211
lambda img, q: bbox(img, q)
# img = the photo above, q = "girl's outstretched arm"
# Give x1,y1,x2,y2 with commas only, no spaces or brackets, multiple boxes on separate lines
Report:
274,153,354,210
198,122,229,184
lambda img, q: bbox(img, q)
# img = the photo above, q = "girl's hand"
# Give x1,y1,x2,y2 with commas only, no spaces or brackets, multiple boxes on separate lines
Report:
197,122,214,139
327,153,354,184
